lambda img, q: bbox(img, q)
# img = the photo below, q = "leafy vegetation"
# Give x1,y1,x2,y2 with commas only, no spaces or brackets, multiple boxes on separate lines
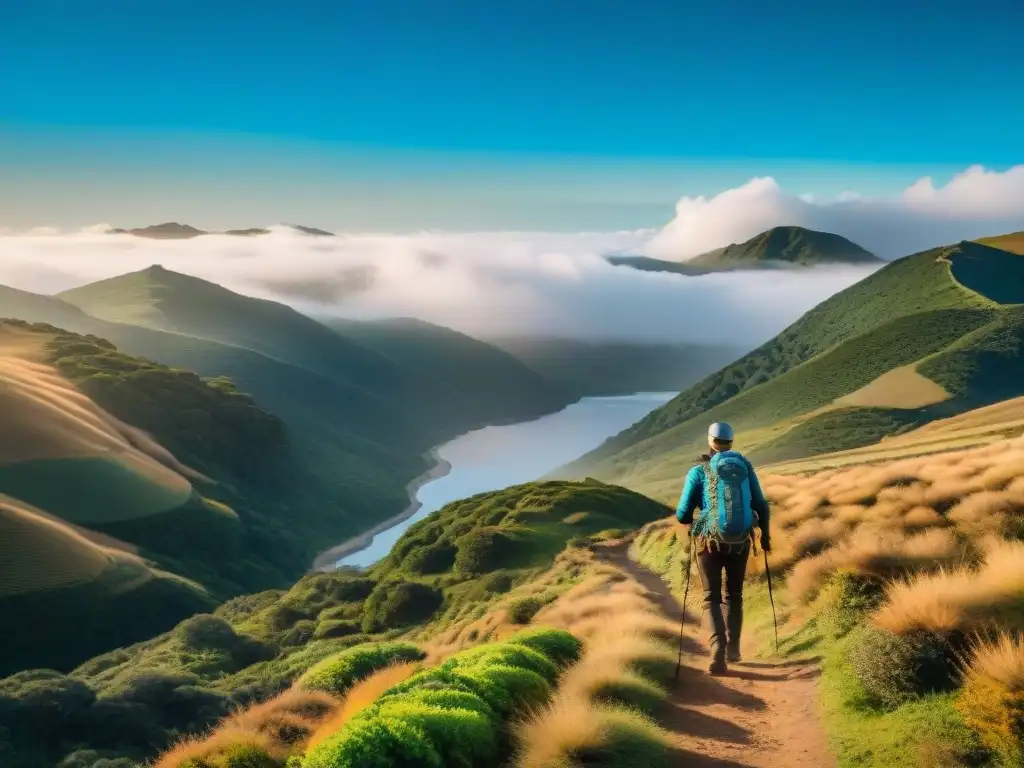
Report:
302,629,580,768
298,642,426,696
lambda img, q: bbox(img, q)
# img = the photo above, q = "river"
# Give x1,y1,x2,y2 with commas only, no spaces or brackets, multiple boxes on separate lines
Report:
334,391,676,568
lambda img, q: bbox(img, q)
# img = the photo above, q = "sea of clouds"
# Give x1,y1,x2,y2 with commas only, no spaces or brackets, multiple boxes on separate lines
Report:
1,164,1021,347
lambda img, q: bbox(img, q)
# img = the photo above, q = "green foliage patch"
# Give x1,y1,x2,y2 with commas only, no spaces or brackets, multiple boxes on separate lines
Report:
302,629,578,768
298,642,426,696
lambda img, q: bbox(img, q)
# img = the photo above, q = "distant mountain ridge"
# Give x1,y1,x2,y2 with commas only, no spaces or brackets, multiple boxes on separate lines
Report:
564,235,1024,501
607,226,881,276
108,222,335,238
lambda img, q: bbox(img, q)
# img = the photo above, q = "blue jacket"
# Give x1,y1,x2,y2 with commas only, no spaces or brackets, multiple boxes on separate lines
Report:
676,451,770,541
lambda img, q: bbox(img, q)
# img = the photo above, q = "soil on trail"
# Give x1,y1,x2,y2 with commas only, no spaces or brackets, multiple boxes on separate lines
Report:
601,542,836,768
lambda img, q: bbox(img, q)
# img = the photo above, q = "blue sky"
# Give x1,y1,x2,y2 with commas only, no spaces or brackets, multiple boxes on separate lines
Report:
1,0,1021,230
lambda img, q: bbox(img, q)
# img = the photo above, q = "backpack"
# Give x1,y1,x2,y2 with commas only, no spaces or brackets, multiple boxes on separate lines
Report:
695,451,756,546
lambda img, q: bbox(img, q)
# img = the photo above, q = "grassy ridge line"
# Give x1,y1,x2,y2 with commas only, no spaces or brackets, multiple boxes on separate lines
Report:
575,307,995,491
565,241,1024,489
569,244,981,468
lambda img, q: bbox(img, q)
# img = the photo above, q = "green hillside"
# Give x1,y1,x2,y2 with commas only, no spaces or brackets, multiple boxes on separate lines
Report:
562,240,1024,495
689,225,881,268
58,266,570,436
0,480,668,768
0,279,574,557
608,226,881,276
488,336,745,397
327,317,570,421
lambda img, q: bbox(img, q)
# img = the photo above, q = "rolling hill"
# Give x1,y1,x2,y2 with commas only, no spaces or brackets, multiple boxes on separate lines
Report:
562,237,1024,499
608,225,882,276
57,266,569,436
0,277,580,583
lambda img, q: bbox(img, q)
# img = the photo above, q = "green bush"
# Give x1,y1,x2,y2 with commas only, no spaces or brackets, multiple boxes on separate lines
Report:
505,628,584,667
362,581,443,632
280,620,317,647
847,626,959,710
817,571,886,641
454,528,515,575
303,630,579,768
404,542,457,575
330,578,376,602
447,643,559,683
174,614,276,668
299,642,425,695
314,620,362,640
506,597,543,625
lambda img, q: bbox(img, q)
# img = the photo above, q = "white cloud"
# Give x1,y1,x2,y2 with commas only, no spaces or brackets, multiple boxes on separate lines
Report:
647,164,1024,260
0,227,873,347
2,163,1020,347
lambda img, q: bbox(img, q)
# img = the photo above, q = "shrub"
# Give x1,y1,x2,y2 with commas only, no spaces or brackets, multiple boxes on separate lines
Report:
330,579,376,603
847,626,958,710
313,620,361,640
304,633,576,767
302,716,442,768
279,621,316,648
505,629,584,668
175,615,277,667
507,597,543,625
299,642,425,695
817,571,886,640
956,634,1024,764
454,528,516,575
404,542,457,575
362,581,444,632
450,644,560,684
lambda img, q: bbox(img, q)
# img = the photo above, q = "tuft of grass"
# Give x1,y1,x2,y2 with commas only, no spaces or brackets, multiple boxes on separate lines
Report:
514,697,671,768
956,634,1024,764
305,662,420,751
873,539,1024,635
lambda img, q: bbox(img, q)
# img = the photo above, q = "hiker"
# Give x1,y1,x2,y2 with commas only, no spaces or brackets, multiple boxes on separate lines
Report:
676,421,770,675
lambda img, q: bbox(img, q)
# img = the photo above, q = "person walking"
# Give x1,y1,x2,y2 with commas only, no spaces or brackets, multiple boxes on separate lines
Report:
676,421,770,675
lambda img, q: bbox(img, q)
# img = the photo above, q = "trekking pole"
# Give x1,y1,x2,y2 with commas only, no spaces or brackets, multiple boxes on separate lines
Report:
763,548,779,656
673,535,695,685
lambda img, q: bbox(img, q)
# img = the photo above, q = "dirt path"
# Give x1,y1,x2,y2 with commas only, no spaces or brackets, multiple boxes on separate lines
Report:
601,542,836,768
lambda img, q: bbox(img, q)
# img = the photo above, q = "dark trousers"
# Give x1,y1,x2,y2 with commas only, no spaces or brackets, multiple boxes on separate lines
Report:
696,543,750,660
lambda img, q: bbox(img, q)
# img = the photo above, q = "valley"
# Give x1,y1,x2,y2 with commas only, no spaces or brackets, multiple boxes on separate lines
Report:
2,227,1024,768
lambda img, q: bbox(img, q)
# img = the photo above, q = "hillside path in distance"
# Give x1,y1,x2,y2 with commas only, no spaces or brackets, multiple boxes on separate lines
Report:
600,542,835,768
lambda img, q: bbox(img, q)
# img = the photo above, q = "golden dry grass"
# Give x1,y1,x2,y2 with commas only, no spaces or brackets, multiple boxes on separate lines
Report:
155,687,341,768
511,552,674,767
155,727,285,768
955,633,1024,760
873,539,1024,635
834,364,951,409
0,494,112,596
306,661,420,750
0,325,199,492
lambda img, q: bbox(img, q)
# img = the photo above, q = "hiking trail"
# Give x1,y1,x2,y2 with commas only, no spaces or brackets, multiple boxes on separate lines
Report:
600,541,836,768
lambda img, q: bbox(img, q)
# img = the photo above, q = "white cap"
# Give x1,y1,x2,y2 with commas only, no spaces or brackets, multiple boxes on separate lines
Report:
708,422,734,441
